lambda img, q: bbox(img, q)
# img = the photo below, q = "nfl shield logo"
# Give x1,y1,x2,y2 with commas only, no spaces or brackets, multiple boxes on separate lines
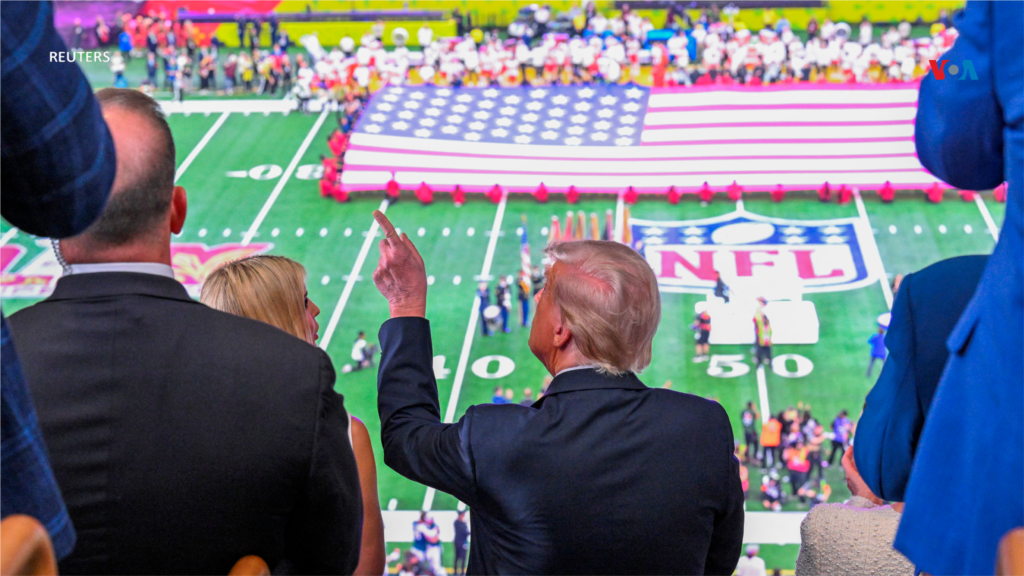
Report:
631,209,872,295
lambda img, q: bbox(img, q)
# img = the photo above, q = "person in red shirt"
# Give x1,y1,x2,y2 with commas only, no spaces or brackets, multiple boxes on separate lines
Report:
785,438,812,502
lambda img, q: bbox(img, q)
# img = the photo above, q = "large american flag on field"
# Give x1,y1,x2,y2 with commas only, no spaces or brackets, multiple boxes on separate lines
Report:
340,83,944,194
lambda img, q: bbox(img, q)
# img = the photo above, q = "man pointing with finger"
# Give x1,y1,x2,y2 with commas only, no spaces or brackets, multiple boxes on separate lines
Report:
372,210,744,575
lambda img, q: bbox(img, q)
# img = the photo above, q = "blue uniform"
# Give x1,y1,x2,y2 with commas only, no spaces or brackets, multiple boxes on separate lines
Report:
867,333,886,360
895,3,1023,574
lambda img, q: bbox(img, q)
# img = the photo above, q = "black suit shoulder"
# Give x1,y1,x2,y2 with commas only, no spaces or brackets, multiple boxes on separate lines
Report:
8,279,358,574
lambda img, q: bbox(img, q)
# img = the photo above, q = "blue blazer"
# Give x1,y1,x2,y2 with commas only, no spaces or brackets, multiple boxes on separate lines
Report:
854,255,987,503
377,317,745,575
896,2,1023,575
0,0,117,560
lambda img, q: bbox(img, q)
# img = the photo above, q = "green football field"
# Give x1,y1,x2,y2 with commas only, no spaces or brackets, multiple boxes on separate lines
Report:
0,110,1004,571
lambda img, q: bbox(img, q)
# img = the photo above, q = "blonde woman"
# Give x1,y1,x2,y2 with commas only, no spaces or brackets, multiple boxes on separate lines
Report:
201,255,385,576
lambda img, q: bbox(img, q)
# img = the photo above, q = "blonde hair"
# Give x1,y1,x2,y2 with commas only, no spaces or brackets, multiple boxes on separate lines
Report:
200,255,313,343
544,240,661,375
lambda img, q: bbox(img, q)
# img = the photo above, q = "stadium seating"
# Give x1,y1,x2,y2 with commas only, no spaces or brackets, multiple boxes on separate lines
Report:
0,516,56,576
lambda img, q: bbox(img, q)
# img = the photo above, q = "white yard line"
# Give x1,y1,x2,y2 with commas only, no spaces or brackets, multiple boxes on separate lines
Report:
241,110,329,246
974,194,1000,242
175,112,230,183
853,190,894,310
423,193,507,511
736,197,745,212
318,199,390,352
756,365,770,425
0,227,19,246
613,193,625,242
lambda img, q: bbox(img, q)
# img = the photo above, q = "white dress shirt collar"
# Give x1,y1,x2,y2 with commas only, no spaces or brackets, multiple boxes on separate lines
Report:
65,262,176,279
554,365,598,377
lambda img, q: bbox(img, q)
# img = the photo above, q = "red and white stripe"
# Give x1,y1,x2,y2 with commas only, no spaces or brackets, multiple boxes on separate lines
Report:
340,84,943,195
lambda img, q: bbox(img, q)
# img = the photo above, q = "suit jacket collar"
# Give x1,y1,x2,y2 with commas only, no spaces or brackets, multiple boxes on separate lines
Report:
536,367,647,405
47,272,193,303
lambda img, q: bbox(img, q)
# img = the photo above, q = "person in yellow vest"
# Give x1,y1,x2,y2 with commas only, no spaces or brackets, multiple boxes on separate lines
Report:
753,297,772,368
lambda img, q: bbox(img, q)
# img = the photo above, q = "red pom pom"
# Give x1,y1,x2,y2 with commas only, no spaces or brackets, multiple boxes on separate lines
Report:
566,185,580,204
991,183,1007,203
487,184,503,204
319,178,332,198
818,182,832,202
837,185,852,205
667,186,681,205
770,185,785,203
699,182,713,203
623,186,639,205
386,177,400,199
533,183,549,203
879,181,895,203
452,185,465,206
958,189,976,202
415,182,433,204
926,183,944,203
332,186,348,203
727,181,743,201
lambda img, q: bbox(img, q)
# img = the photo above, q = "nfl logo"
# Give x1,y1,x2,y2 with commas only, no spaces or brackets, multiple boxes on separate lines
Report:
632,210,872,295
631,208,877,345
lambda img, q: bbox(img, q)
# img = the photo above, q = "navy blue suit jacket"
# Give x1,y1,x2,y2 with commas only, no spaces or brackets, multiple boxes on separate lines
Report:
897,2,1023,574
377,318,744,575
854,255,986,503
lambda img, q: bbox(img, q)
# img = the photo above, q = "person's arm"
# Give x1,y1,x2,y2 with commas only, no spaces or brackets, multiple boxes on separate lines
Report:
914,2,1003,191
704,405,745,576
287,352,363,574
854,272,917,502
377,317,478,505
351,417,386,576
0,1,116,238
372,210,478,505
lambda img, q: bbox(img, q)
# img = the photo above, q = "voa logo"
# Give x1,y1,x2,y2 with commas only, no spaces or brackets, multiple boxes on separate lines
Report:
927,59,978,80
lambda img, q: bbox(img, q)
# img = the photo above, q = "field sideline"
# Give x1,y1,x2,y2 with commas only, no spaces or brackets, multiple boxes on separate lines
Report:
0,108,1004,570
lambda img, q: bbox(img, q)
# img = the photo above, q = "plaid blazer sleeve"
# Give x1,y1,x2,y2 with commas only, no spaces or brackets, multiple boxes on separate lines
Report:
0,0,116,238
1,1,118,562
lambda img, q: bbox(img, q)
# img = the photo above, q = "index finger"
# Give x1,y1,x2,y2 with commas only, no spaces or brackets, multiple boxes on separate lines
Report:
373,210,398,243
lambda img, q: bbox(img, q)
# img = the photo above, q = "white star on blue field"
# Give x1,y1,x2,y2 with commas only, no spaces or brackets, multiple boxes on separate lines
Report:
359,84,651,147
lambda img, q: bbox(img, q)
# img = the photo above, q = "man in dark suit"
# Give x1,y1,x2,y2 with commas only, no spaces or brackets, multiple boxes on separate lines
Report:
854,255,987,503
8,88,362,575
370,211,744,575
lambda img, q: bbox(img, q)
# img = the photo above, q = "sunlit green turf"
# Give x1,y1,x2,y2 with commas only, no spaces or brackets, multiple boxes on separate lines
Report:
1,112,1003,571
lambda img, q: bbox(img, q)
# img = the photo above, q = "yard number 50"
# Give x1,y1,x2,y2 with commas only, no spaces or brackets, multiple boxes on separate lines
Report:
707,354,814,378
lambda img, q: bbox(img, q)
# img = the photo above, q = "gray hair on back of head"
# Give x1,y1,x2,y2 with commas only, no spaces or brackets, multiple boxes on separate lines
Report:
543,240,661,375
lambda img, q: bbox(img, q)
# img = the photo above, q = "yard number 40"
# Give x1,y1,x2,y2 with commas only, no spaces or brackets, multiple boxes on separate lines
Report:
707,354,814,378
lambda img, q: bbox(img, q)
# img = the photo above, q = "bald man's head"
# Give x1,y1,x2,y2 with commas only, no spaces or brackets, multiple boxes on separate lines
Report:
81,88,176,246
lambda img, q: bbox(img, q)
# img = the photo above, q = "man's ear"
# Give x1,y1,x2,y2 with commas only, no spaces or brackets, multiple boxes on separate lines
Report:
169,186,187,235
552,319,572,350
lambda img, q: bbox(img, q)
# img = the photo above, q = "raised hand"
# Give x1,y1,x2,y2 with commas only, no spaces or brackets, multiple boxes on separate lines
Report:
372,210,427,318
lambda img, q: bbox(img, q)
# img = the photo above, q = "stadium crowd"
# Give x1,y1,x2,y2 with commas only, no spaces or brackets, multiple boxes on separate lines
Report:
81,2,960,102
2,3,1020,576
